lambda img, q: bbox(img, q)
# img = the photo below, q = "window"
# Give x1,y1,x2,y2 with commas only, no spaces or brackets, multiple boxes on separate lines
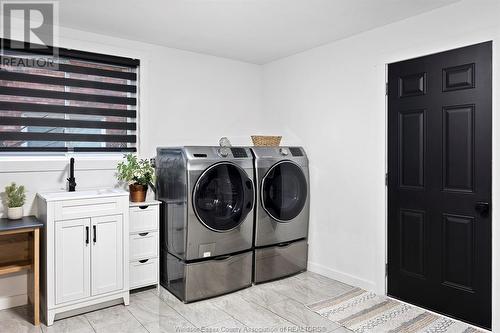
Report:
0,39,139,153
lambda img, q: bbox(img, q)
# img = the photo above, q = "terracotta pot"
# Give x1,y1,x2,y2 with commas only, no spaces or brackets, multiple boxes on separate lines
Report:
7,206,23,220
129,183,148,202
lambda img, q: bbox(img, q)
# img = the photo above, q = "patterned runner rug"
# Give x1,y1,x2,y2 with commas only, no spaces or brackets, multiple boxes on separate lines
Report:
307,288,484,333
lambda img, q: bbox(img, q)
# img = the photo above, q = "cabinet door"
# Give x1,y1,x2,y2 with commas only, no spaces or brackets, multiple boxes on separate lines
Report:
55,218,91,304
91,214,123,296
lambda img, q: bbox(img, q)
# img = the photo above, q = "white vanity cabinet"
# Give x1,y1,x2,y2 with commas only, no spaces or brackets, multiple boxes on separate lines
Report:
37,190,129,326
129,200,160,290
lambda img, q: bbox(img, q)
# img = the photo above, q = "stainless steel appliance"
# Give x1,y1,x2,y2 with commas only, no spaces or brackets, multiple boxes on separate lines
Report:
156,146,255,302
251,146,310,283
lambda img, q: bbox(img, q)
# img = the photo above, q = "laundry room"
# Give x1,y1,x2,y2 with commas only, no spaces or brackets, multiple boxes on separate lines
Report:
0,0,499,332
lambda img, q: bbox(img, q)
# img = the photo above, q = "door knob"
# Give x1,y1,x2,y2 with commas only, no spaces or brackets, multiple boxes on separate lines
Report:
475,202,490,217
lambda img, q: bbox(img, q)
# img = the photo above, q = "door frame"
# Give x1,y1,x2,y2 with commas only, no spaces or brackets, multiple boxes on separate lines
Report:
380,36,497,329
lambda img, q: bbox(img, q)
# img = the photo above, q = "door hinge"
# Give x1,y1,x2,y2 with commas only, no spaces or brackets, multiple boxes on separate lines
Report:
385,263,389,276
385,82,388,95
385,173,388,186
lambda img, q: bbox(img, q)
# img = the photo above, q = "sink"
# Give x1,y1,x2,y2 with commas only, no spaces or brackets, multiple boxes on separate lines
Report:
37,188,128,201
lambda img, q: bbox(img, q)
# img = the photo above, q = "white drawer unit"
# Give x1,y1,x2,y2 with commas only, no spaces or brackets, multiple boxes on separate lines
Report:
37,189,130,326
129,200,160,290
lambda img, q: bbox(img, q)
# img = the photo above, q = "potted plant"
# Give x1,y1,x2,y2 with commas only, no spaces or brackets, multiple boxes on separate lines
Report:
117,153,155,202
5,182,26,220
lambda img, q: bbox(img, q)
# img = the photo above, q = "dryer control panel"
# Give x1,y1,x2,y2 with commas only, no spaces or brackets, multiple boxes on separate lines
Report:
251,146,306,160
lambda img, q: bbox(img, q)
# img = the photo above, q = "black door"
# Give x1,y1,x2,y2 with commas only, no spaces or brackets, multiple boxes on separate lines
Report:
388,42,492,328
193,162,254,232
262,161,308,222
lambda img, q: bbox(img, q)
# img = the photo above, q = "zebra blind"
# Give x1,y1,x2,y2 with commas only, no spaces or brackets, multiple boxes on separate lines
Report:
0,39,139,153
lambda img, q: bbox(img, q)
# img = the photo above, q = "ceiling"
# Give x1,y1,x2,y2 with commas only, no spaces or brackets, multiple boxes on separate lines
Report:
58,0,461,64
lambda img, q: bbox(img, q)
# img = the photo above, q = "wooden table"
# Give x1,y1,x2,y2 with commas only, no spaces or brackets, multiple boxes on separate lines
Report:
0,216,42,326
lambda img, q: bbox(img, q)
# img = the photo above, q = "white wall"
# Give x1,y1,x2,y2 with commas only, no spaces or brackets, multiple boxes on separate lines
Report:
3,0,500,327
0,24,263,308
262,0,500,329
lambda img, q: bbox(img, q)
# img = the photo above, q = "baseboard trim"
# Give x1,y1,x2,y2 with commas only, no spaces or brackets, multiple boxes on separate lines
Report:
0,294,27,310
308,261,377,292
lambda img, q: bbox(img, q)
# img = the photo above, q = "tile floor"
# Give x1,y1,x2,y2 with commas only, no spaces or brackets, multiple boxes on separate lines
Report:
0,272,360,333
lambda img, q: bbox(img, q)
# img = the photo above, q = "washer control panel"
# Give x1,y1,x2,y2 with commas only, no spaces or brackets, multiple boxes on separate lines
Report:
289,147,303,157
217,147,230,157
185,147,253,160
279,148,289,156
231,148,248,158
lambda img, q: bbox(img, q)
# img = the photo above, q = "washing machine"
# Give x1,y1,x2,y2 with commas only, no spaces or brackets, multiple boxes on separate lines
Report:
156,146,255,302
251,146,310,283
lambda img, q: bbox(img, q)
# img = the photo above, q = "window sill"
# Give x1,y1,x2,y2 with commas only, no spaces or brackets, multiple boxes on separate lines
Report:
0,154,123,173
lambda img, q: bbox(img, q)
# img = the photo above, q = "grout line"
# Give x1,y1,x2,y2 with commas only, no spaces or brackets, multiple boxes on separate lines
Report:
234,291,297,328
125,298,156,333
206,315,248,329
154,286,204,328
124,304,149,333
85,313,98,333
210,294,250,327
263,300,304,327
212,301,249,329
331,327,354,333
127,289,188,332
79,314,98,333
212,292,274,328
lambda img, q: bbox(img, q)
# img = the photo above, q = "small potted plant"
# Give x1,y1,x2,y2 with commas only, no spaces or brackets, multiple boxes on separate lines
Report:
5,182,26,220
117,153,155,202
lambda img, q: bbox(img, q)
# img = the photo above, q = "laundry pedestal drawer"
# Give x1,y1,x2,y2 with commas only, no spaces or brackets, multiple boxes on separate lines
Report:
165,251,252,302
254,239,308,283
129,200,160,290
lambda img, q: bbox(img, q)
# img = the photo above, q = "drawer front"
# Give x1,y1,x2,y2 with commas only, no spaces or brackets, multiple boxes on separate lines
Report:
130,232,158,261
184,251,252,302
55,197,125,221
130,258,158,289
130,206,158,233
254,239,308,283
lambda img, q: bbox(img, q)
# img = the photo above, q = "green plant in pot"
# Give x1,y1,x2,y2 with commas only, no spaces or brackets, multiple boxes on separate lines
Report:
5,182,26,220
117,153,155,202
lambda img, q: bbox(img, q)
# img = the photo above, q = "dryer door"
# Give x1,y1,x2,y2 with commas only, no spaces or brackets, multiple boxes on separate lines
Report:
193,162,254,232
262,161,308,222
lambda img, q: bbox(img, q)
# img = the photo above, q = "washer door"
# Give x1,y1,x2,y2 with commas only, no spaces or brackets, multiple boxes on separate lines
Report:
193,162,254,232
262,161,307,222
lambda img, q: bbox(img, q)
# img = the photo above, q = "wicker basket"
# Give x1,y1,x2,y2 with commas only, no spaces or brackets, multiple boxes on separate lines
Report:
251,135,282,146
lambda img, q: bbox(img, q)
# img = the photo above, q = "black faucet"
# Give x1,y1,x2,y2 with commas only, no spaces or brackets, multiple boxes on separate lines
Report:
67,157,77,192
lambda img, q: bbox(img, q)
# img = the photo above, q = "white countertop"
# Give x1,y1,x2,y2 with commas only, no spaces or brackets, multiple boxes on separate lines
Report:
37,188,129,202
129,200,161,207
